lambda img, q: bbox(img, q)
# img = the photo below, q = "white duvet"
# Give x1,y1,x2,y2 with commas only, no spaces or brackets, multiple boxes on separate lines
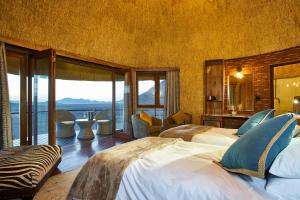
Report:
116,141,276,200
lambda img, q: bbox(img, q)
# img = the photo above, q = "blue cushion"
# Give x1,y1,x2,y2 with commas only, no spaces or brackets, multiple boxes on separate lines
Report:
218,113,297,178
237,109,274,136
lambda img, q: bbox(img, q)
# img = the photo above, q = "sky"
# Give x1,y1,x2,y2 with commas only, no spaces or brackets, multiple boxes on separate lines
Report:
8,74,154,102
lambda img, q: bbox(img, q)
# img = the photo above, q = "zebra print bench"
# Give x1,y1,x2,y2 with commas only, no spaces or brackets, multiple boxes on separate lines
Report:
0,145,62,200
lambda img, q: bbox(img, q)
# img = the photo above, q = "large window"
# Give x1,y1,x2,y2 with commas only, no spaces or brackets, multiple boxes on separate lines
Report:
5,45,132,147
137,72,166,119
55,57,131,145
56,58,113,127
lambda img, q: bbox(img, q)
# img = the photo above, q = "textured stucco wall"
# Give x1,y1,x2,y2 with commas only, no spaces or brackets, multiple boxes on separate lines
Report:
0,0,300,123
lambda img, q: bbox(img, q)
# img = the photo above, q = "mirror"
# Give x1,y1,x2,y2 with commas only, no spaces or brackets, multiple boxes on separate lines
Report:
228,74,254,111
273,63,300,116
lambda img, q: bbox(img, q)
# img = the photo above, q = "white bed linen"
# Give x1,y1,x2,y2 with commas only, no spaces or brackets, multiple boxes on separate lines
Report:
116,141,275,200
266,175,300,200
192,127,238,146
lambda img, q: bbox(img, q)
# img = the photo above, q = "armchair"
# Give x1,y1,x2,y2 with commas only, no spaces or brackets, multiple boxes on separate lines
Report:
163,112,192,130
131,114,162,139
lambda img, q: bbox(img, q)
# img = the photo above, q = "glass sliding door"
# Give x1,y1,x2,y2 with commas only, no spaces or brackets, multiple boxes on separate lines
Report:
55,57,113,146
6,51,27,146
114,72,130,135
31,49,56,145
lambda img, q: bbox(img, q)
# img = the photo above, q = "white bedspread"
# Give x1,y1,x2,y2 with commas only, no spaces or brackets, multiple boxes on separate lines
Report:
116,141,276,200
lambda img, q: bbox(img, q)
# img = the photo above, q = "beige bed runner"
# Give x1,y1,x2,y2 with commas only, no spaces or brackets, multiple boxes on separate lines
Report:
159,124,212,141
67,137,182,200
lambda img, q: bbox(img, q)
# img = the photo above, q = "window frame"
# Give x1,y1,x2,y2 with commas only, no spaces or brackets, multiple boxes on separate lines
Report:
6,49,29,146
136,72,166,109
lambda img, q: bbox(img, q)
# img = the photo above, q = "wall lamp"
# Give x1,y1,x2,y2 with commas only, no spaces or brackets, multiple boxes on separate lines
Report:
235,66,244,79
294,96,300,105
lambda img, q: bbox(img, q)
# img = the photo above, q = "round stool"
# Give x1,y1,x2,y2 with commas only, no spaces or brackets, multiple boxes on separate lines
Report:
96,120,111,135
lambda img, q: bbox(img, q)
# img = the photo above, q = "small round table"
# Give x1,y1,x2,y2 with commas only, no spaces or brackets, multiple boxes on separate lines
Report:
76,119,95,140
96,120,111,135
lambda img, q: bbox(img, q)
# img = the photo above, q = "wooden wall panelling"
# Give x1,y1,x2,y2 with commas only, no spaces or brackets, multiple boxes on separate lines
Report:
204,60,224,115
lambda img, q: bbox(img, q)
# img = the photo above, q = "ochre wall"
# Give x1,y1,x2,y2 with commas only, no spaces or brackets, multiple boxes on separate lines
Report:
0,0,300,123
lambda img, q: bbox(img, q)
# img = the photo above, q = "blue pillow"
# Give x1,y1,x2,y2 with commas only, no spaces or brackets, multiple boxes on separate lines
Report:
237,109,274,136
217,113,297,178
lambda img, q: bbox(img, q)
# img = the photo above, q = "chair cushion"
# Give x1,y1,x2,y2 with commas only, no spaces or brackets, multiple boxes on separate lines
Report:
217,113,297,178
140,111,153,126
149,126,162,136
0,145,62,197
60,121,75,125
171,111,188,125
237,109,274,136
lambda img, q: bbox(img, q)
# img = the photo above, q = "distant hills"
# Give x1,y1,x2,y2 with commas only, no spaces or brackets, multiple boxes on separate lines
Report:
11,80,166,105
56,98,105,104
138,80,165,104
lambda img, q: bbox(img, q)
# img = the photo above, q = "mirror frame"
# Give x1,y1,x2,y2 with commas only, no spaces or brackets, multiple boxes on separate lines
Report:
227,72,255,112
270,60,300,115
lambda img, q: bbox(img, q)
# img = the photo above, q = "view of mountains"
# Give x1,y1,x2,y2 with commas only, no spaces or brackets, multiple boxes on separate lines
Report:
138,80,165,104
10,80,166,141
56,98,107,105
55,80,165,104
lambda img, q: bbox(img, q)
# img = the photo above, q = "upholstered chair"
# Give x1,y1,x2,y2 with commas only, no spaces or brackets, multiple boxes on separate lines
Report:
131,114,162,139
56,110,76,138
163,112,192,130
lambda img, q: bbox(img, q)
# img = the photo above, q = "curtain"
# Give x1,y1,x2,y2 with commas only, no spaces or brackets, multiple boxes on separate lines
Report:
165,71,180,117
0,42,12,149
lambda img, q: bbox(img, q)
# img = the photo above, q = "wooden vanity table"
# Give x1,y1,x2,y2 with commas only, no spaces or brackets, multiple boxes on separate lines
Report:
203,60,253,129
202,114,250,129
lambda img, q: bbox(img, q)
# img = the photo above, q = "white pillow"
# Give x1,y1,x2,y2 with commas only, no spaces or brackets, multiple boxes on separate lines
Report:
192,133,237,147
294,125,300,137
269,137,300,178
266,176,300,200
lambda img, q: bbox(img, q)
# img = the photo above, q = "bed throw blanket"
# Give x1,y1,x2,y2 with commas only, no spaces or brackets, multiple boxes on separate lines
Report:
67,137,182,200
159,124,212,141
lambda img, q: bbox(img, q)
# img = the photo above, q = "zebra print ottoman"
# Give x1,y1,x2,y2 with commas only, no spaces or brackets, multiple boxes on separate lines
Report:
0,145,63,199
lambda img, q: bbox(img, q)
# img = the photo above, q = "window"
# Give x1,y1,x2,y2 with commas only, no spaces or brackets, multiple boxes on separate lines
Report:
5,45,132,146
55,57,131,145
7,53,21,146
114,72,130,134
137,72,166,119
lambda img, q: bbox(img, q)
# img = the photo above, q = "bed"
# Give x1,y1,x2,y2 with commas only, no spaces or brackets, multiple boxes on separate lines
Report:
68,111,300,200
67,137,277,200
159,124,238,146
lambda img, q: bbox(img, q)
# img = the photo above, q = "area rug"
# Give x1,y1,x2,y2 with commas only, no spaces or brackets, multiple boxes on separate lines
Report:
33,168,81,200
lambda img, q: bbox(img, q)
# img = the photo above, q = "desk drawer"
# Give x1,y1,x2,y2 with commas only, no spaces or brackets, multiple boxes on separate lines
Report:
203,120,221,127
222,117,247,129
